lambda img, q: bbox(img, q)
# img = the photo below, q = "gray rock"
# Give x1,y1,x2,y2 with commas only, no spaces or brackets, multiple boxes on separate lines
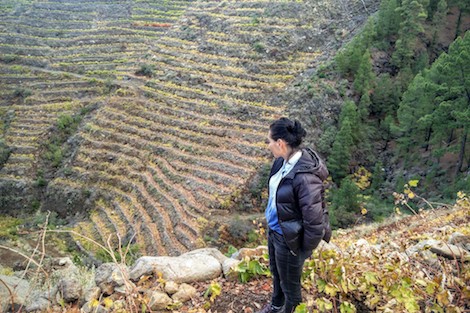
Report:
182,248,228,264
95,263,129,295
148,290,172,311
222,258,241,278
164,281,179,295
430,241,470,261
25,295,52,313
231,246,268,260
405,239,441,256
0,274,31,313
130,253,222,283
58,277,82,303
172,283,197,303
449,233,470,252
81,300,109,313
83,286,101,302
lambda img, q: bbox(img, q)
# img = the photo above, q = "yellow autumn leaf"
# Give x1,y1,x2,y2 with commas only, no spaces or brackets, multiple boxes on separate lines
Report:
103,297,113,309
408,180,419,187
90,299,100,308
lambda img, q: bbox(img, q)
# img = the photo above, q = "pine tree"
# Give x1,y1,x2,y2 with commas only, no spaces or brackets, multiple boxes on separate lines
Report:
393,0,429,69
376,0,400,42
371,73,401,117
328,118,354,183
428,31,470,173
354,49,375,96
396,71,436,154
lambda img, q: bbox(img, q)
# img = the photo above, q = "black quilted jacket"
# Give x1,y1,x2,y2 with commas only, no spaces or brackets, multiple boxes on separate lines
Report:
269,148,331,254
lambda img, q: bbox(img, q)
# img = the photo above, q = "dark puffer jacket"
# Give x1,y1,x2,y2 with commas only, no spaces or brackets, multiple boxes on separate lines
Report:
269,148,331,254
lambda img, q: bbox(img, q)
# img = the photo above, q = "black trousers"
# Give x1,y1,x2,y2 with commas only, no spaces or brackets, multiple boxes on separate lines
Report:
268,229,305,313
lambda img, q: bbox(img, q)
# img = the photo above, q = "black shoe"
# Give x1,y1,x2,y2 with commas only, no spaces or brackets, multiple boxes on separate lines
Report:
256,304,285,313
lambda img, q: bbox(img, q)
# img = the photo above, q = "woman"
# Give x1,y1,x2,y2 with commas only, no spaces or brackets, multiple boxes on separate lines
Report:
257,117,331,313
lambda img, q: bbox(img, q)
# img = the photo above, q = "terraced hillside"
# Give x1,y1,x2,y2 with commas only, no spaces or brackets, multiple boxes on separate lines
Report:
0,0,378,257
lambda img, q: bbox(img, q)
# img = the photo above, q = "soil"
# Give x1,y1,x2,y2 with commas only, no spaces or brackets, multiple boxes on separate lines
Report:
184,277,272,313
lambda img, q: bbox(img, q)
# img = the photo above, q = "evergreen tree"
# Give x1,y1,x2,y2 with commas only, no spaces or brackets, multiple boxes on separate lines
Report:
328,118,354,183
329,176,361,228
393,0,429,69
396,31,470,173
358,93,372,121
396,72,436,154
354,49,375,96
335,19,376,75
376,0,400,42
430,0,448,50
427,31,470,173
371,73,401,117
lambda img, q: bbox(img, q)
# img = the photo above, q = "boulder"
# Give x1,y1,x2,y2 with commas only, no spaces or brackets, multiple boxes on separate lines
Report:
430,241,470,261
222,258,241,279
405,239,441,256
316,241,342,255
449,233,470,252
172,283,197,303
83,286,101,302
130,253,222,283
148,290,172,311
58,277,82,303
95,263,129,295
182,248,228,264
0,274,31,313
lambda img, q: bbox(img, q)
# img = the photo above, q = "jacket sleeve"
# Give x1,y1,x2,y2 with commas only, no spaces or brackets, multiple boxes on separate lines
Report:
295,173,326,253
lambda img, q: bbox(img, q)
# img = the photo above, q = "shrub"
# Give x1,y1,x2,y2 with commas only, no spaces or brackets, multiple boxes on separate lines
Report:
135,64,155,77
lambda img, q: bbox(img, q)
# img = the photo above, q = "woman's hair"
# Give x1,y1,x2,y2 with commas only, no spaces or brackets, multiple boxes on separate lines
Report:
270,117,306,148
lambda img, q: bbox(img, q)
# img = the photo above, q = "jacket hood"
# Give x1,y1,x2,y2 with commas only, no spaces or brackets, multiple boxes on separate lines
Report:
291,148,329,181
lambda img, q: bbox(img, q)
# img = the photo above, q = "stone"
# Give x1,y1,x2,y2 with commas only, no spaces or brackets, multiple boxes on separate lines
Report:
130,253,222,283
405,239,441,256
148,290,172,311
222,258,241,279
95,263,129,295
182,248,228,264
449,233,470,252
0,274,31,313
430,241,470,261
232,246,268,260
172,283,197,303
316,241,342,255
81,300,108,313
25,291,53,313
84,286,101,302
164,281,179,295
58,277,82,303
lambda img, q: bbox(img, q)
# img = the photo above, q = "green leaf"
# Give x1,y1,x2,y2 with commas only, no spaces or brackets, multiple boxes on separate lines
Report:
340,301,357,313
325,283,339,297
294,303,308,313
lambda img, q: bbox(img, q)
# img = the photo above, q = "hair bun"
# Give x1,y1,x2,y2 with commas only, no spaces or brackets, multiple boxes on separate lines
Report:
293,120,306,138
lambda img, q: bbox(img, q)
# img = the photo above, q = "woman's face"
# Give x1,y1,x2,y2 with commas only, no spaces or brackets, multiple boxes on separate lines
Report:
267,131,284,158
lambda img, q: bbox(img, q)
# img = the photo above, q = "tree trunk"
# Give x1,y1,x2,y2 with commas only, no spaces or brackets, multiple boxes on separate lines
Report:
424,126,432,151
455,8,462,40
456,130,467,175
447,129,454,146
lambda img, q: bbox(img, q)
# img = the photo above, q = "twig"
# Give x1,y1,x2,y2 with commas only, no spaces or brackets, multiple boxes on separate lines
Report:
0,277,15,313
0,245,47,275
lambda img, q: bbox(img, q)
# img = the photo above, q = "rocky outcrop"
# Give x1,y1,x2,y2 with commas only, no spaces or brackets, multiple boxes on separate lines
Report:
0,275,31,313
129,248,224,283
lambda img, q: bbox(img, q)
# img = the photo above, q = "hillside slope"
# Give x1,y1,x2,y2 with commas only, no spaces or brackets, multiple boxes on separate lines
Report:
0,0,379,257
